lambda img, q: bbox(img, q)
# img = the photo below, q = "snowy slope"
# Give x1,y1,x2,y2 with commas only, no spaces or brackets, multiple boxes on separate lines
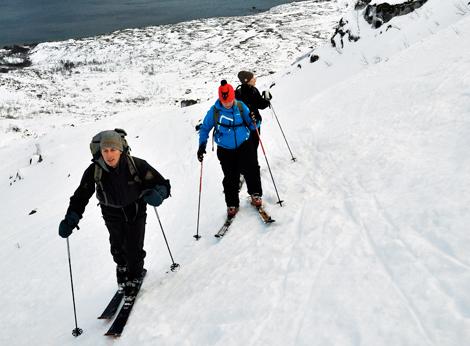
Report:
0,0,348,146
1,0,470,345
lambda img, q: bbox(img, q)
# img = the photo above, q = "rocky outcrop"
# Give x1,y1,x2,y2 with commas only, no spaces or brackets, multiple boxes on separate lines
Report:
181,99,199,107
330,0,429,48
364,0,428,28
355,0,372,10
330,18,360,49
0,44,36,73
310,54,320,63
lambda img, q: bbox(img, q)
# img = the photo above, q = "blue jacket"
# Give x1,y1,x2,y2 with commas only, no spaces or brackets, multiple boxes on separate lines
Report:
199,100,255,149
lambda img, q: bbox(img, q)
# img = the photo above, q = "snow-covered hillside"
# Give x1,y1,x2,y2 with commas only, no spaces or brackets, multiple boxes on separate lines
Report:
0,0,348,146
1,0,470,345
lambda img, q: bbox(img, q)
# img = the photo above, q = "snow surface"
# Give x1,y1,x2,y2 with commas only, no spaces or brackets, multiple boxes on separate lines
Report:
1,0,470,345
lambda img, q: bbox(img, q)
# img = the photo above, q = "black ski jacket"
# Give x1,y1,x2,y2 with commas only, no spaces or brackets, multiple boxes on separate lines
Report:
235,84,270,122
67,156,170,219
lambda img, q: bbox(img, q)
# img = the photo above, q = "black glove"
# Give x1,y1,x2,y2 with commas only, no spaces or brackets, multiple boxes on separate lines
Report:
262,90,272,101
197,143,206,162
143,185,168,207
58,211,80,238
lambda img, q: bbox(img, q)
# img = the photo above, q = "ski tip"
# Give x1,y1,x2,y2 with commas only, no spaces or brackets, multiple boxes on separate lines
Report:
105,332,121,337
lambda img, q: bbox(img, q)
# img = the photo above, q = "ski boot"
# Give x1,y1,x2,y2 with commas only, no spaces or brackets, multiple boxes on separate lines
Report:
250,194,262,208
116,265,128,292
227,206,239,218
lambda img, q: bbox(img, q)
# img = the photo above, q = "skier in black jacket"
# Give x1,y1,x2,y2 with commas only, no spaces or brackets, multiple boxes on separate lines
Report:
58,130,171,296
235,70,272,152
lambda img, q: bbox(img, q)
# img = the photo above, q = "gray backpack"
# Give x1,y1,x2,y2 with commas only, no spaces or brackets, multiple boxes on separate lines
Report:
89,128,141,187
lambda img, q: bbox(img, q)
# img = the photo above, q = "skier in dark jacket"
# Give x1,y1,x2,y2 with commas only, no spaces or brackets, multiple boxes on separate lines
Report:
58,130,171,296
235,70,272,152
197,80,263,217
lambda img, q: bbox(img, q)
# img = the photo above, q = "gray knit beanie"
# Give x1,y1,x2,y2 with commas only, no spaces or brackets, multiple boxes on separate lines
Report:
100,130,123,151
238,70,254,84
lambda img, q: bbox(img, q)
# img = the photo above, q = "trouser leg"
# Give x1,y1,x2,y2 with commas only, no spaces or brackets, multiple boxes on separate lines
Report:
104,213,147,281
105,220,127,267
241,129,260,176
250,128,260,153
217,146,241,207
124,214,146,280
239,140,262,196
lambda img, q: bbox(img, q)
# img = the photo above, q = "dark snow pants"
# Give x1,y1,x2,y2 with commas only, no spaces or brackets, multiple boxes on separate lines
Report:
101,201,147,281
249,128,260,153
240,128,261,187
217,139,262,208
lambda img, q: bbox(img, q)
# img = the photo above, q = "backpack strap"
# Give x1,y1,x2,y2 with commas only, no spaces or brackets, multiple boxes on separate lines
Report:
211,107,220,151
213,101,247,127
93,164,102,183
236,101,249,126
126,155,142,184
93,164,110,205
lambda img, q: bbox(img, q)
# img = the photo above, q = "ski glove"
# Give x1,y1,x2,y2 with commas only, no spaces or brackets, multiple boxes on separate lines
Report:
143,184,168,207
262,90,272,101
197,143,206,162
58,211,80,238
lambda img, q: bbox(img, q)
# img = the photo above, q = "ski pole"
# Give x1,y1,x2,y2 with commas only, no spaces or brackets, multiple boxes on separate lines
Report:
269,103,296,162
252,121,284,206
153,207,180,272
194,161,203,240
66,238,83,337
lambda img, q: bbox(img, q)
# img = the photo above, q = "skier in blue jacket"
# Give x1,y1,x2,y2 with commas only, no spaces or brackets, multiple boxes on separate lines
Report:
197,80,263,217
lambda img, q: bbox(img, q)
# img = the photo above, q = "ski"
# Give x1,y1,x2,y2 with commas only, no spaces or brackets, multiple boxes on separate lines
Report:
104,269,147,337
214,215,236,238
98,290,124,319
255,205,275,224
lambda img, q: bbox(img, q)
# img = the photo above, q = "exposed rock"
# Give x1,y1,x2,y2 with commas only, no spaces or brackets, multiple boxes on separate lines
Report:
181,99,199,107
364,0,428,28
330,18,360,48
310,54,320,63
0,44,35,71
355,0,372,10
10,45,32,54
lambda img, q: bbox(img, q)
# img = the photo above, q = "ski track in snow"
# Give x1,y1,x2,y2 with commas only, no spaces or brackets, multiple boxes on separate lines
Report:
329,157,435,346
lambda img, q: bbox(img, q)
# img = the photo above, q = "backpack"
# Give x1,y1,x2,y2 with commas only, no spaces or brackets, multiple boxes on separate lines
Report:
235,85,249,108
89,128,141,187
90,128,130,159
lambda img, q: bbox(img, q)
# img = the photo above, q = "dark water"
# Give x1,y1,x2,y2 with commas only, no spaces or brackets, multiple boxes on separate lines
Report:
0,0,300,47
